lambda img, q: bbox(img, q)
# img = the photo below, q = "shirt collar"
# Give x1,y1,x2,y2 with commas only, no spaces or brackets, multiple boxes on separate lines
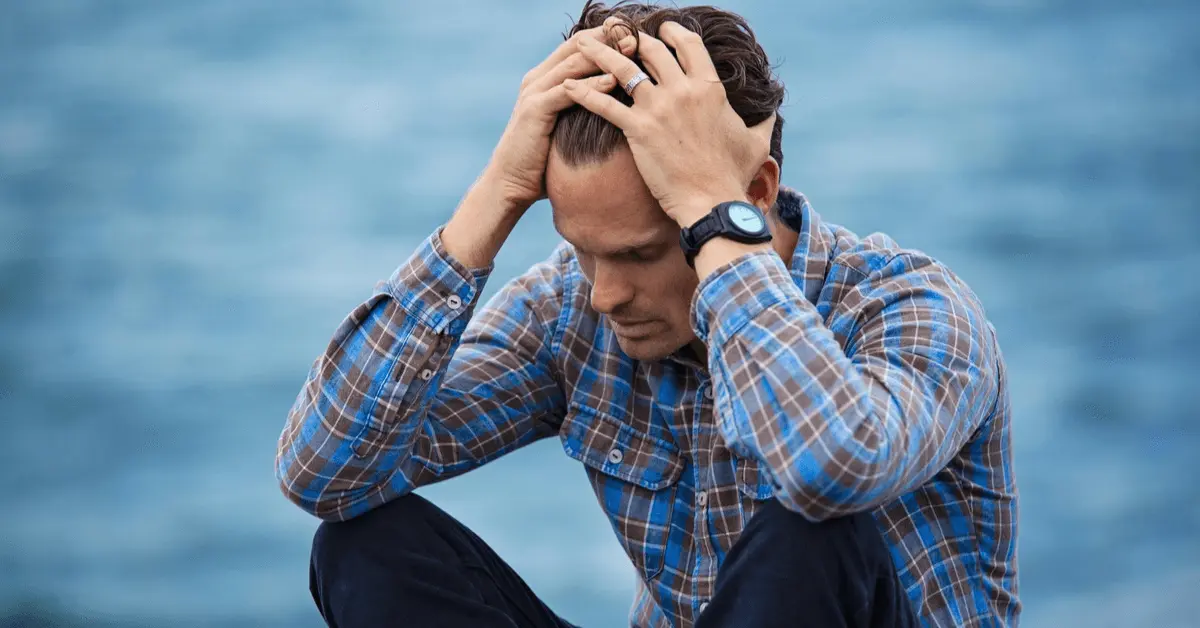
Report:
776,185,834,308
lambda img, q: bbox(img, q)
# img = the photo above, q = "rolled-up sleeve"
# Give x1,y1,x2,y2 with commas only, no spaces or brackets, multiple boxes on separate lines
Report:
276,229,567,521
693,250,1000,521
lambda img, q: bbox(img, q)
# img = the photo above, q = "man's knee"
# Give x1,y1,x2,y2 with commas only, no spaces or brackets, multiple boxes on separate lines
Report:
701,500,912,628
736,499,893,572
311,493,455,573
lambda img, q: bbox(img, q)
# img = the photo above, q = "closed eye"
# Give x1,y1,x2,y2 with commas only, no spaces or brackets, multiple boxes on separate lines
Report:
619,244,668,263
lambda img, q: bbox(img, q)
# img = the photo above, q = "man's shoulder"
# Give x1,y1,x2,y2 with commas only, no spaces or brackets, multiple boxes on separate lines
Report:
822,221,935,281
812,218,992,328
820,221,974,298
478,240,592,333
493,240,580,294
777,190,974,305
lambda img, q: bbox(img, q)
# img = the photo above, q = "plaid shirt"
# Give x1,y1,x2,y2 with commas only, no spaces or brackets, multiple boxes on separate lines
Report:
277,188,1019,627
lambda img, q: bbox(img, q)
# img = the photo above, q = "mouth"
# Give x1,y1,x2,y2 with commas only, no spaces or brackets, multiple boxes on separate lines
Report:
610,319,662,338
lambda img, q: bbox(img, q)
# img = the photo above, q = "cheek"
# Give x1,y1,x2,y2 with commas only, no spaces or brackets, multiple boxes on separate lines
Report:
639,262,698,319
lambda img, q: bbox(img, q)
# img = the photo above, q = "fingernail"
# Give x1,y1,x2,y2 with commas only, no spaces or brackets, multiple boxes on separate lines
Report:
578,36,594,47
618,36,635,52
563,79,578,89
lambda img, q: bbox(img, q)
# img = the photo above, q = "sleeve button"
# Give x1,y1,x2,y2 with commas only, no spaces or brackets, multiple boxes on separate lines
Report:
446,295,463,310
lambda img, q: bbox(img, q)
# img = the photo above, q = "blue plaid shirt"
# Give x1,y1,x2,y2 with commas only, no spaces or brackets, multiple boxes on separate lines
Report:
277,188,1019,627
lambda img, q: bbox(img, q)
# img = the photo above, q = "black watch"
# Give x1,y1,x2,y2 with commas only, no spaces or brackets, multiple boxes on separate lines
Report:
678,201,773,267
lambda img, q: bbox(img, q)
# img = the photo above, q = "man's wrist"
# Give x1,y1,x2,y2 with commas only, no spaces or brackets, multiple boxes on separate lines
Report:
475,168,535,218
442,176,525,270
668,188,749,228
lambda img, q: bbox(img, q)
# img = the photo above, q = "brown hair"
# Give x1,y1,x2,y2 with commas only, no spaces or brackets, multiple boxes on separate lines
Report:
551,1,785,169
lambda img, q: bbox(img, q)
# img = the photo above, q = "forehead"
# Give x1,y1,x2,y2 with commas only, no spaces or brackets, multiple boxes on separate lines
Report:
546,147,677,252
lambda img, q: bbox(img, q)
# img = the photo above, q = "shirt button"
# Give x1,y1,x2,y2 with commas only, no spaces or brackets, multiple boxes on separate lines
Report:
703,385,713,400
419,368,434,381
607,448,624,464
697,491,707,506
446,294,463,310
699,601,709,614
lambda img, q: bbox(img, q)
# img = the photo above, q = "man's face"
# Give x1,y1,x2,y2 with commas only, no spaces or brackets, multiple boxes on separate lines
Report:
547,145,699,361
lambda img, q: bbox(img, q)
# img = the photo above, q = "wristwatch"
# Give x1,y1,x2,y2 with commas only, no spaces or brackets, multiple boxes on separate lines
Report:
678,201,773,267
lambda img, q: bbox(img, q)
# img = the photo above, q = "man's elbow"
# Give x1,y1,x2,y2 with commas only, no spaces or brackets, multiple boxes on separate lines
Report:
275,456,352,522
771,451,894,522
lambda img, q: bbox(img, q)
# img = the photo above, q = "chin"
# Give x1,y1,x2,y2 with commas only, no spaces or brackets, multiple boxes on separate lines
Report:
614,334,686,361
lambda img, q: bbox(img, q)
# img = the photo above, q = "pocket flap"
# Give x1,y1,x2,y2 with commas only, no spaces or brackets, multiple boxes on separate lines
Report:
736,454,777,500
560,403,684,491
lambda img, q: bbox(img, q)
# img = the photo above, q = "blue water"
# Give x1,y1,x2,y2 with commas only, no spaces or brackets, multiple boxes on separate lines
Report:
1,1,1197,626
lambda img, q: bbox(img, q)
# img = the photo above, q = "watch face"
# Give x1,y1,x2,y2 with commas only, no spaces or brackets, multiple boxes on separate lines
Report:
727,203,766,234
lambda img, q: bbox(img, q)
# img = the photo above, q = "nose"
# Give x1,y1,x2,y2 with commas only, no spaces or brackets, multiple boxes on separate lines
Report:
589,261,634,315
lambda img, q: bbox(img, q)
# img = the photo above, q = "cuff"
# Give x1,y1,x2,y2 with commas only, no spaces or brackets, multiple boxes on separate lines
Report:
379,227,493,335
690,251,800,349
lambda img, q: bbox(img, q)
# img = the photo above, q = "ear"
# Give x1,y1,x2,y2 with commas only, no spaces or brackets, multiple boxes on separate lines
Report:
745,155,780,215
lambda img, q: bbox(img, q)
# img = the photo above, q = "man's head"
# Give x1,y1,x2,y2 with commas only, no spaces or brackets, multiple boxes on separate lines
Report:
547,1,787,361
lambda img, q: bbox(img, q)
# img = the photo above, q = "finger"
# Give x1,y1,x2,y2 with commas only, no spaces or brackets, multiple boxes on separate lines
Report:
523,25,608,88
525,25,636,90
577,36,654,100
529,34,636,94
529,52,597,94
539,73,618,114
634,30,685,85
561,77,639,130
658,21,719,81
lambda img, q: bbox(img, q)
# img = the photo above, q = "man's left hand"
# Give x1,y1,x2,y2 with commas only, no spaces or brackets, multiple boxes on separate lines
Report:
563,21,775,228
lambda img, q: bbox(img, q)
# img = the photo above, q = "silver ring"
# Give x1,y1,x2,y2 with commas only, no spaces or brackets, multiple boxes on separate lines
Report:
623,71,651,96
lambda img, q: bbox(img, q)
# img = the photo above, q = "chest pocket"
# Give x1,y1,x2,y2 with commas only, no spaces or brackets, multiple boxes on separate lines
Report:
735,454,777,501
560,402,684,581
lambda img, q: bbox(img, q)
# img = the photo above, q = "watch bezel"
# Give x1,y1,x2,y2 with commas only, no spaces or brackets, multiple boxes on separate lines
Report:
715,201,770,240
679,200,773,267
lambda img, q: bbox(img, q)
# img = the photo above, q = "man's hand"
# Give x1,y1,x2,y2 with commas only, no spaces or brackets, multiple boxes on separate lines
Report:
562,21,775,228
484,22,636,213
442,23,635,268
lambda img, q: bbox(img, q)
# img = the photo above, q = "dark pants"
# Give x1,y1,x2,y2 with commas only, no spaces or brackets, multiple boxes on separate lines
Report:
309,493,917,627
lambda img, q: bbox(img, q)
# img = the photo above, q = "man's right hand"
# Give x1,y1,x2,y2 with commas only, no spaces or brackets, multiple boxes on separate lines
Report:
484,23,635,211
442,23,635,269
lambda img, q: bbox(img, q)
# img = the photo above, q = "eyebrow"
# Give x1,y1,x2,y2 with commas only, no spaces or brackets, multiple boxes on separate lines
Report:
564,232,670,257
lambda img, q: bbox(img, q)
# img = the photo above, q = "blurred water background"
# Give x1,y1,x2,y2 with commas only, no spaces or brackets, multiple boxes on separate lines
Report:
2,0,1198,626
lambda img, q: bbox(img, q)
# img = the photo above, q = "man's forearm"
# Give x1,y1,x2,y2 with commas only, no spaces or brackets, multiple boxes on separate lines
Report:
441,172,527,269
694,252,998,521
277,228,494,520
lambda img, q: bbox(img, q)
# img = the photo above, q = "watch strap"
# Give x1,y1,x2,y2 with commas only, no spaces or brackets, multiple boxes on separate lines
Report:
680,213,724,266
679,201,771,267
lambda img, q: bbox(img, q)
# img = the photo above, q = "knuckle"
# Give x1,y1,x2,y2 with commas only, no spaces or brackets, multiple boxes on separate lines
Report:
568,51,591,71
519,91,552,114
569,30,596,47
520,70,538,90
691,79,722,99
676,82,701,100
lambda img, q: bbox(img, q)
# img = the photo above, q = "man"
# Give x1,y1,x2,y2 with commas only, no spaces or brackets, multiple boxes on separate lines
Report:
276,2,1019,627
